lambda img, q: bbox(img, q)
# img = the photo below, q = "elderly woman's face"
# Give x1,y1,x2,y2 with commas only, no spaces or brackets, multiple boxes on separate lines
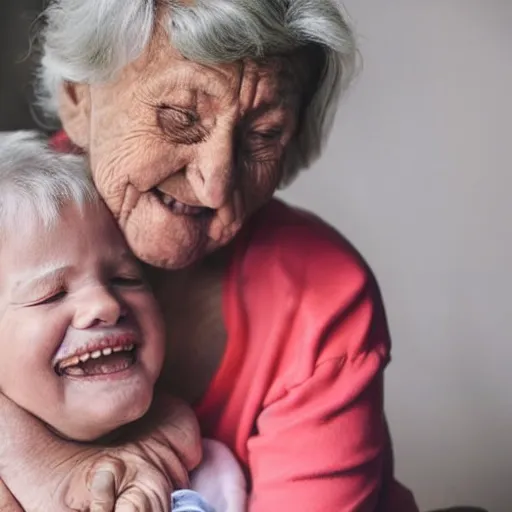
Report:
61,31,305,269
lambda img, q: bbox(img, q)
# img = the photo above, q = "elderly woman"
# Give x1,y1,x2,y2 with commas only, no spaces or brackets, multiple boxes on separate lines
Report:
0,0,418,511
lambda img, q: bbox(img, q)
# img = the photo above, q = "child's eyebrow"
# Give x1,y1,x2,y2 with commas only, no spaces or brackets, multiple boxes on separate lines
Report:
11,266,68,302
111,251,143,273
116,251,139,266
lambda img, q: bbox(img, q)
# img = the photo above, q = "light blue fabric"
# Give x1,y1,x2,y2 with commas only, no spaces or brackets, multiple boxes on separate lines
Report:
171,489,216,512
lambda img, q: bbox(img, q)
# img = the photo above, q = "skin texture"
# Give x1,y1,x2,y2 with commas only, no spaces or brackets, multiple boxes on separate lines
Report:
0,201,165,441
61,26,306,270
0,392,201,511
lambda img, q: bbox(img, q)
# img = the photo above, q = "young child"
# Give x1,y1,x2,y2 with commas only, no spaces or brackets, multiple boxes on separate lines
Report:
0,131,246,511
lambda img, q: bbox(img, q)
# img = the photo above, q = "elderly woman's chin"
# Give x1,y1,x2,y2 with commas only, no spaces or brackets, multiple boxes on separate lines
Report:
123,196,241,269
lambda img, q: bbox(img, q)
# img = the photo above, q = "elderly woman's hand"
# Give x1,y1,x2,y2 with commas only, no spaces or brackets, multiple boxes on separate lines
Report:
0,479,22,511
0,394,201,512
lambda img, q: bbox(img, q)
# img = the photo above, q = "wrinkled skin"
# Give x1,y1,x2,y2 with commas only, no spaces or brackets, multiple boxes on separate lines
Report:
61,27,308,269
0,392,201,511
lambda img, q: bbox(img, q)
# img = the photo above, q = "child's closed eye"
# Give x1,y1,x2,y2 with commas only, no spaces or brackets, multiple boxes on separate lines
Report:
28,290,67,307
110,275,145,287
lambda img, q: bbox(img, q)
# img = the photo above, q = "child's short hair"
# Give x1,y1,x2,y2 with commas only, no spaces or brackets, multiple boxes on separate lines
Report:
0,131,100,236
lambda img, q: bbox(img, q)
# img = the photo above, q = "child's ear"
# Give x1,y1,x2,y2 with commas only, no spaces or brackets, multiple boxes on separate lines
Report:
58,82,91,149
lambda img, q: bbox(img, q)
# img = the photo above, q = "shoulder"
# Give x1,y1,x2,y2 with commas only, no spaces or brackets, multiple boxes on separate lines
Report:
242,198,375,303
231,199,390,386
49,130,84,155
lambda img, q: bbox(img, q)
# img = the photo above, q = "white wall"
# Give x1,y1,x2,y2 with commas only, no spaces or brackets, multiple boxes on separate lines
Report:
279,2,512,511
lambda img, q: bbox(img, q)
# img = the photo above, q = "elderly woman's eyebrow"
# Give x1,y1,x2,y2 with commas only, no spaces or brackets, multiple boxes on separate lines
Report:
143,66,239,103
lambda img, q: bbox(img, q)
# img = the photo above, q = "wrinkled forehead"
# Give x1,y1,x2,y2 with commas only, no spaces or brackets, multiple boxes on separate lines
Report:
117,26,310,111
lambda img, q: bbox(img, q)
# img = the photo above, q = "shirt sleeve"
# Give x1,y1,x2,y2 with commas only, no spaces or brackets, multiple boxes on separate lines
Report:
171,489,216,512
247,284,390,512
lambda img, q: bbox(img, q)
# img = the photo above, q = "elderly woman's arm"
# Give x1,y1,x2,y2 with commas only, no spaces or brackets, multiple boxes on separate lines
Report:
247,285,389,512
0,393,201,511
249,366,387,511
222,206,407,511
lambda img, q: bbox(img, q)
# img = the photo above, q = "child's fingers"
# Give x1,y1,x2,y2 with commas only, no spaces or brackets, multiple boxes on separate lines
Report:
0,479,23,512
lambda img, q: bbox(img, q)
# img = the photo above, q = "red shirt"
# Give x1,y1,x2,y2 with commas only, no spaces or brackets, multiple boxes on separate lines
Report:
193,199,418,511
52,133,418,511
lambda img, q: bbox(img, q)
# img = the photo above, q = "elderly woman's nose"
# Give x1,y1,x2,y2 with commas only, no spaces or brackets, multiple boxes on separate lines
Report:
188,132,235,209
72,286,126,330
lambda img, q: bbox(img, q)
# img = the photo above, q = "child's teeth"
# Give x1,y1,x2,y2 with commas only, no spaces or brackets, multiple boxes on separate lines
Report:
63,355,80,368
58,344,136,373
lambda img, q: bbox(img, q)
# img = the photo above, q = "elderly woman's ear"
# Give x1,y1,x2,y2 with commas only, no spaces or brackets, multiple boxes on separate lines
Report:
58,81,91,149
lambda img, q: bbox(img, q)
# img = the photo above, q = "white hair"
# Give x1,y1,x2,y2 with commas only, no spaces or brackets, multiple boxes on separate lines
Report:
0,131,99,237
36,0,358,182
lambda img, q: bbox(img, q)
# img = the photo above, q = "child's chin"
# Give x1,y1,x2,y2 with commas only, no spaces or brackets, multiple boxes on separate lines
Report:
61,391,154,442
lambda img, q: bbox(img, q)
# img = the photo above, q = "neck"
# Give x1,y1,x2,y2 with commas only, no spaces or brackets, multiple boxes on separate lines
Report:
141,244,233,404
142,242,233,294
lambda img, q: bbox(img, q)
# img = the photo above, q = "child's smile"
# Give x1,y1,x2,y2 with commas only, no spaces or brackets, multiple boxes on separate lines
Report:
54,332,137,377
0,201,165,441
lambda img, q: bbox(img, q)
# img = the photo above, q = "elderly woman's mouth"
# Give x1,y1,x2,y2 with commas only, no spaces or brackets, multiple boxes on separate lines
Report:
152,189,214,217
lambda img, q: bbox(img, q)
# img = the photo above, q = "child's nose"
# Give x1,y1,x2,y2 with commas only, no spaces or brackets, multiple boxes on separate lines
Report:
72,286,126,329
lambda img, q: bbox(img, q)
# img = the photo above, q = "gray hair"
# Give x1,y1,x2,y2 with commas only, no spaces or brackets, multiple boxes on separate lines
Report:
0,131,99,236
36,0,358,183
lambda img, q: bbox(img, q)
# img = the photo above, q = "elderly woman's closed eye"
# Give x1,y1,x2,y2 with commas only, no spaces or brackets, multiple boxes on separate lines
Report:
0,1,420,511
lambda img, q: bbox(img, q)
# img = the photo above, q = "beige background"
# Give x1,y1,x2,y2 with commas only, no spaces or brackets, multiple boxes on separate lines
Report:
280,2,512,511
1,1,510,511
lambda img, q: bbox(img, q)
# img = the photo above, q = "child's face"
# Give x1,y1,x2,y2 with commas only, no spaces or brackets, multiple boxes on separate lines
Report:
0,201,165,441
